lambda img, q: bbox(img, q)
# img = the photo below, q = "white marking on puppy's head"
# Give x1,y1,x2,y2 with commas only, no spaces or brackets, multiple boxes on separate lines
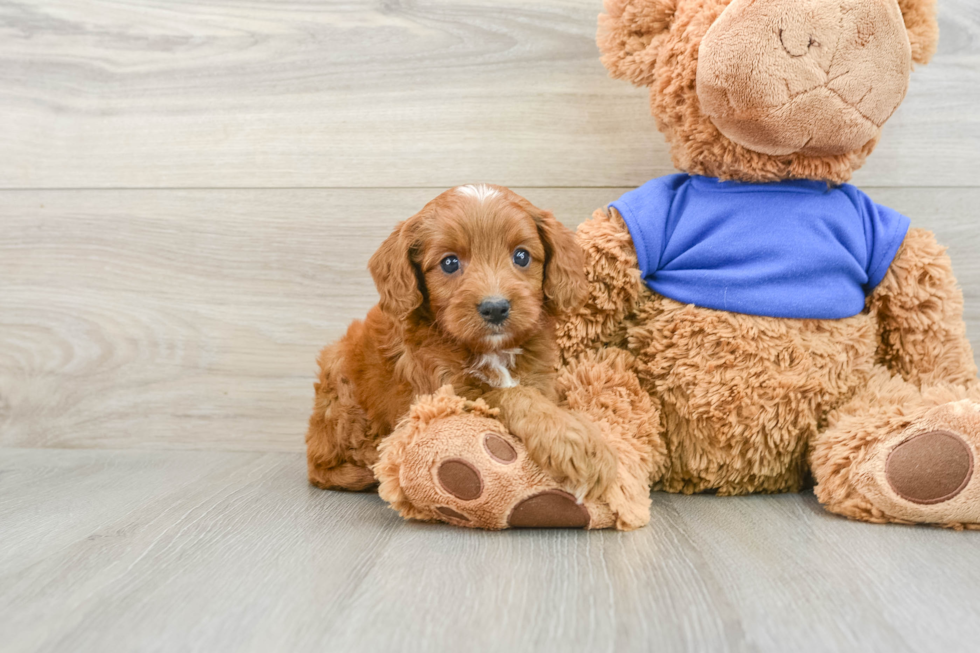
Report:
455,184,500,203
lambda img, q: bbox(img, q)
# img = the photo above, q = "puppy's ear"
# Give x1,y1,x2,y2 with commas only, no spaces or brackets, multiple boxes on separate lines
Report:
897,0,939,65
529,207,588,316
369,215,425,321
597,0,677,87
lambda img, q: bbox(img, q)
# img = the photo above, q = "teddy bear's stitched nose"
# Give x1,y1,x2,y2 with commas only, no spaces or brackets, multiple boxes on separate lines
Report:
695,0,911,157
779,27,817,58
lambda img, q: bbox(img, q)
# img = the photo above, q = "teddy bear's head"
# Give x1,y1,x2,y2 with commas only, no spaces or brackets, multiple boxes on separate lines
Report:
598,0,939,183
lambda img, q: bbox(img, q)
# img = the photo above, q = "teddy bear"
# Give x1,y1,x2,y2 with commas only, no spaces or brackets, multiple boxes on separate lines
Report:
363,0,980,531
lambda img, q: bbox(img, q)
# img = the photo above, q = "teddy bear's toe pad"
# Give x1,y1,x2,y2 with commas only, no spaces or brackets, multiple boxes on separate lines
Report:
507,490,590,528
436,506,471,522
437,458,484,500
484,433,517,463
886,430,974,505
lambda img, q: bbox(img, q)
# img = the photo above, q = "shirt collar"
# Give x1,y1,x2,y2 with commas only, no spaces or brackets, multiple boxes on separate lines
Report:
688,175,833,193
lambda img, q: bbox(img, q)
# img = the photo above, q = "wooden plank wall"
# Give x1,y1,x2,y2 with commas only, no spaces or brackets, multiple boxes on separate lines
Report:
2,0,979,455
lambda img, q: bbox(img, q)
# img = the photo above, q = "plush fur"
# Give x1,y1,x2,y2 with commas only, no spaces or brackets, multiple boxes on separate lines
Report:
306,185,617,501
597,0,938,183
696,0,913,157
327,0,980,531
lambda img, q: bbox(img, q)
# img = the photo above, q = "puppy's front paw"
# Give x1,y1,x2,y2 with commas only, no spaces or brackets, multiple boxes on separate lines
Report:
523,412,618,502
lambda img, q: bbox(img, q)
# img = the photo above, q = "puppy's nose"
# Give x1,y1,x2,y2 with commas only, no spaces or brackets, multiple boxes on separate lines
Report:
478,297,510,325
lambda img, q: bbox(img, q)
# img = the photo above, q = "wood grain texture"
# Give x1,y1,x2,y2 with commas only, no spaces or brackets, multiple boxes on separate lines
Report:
2,448,980,653
0,0,977,189
3,187,980,452
0,187,612,451
3,1,980,650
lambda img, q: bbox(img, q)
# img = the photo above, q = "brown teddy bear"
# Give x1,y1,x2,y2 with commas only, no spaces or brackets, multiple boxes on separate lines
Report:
350,0,980,530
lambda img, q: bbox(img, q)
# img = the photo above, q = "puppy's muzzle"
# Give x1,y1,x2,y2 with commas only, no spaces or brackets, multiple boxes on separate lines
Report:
478,297,510,325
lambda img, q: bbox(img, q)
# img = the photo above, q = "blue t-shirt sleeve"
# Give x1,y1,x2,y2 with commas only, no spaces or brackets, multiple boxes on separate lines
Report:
848,188,911,291
609,174,686,276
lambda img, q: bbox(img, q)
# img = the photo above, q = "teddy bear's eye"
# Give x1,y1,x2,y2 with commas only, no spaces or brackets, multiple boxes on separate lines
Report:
513,248,531,268
440,255,460,274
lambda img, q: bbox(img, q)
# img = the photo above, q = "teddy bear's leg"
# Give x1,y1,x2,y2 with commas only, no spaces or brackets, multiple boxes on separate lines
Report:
811,367,980,528
374,387,617,530
556,347,668,530
869,228,978,388
557,206,644,363
373,357,667,531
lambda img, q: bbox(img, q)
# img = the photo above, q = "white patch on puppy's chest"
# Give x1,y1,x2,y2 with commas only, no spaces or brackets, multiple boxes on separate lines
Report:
469,348,522,388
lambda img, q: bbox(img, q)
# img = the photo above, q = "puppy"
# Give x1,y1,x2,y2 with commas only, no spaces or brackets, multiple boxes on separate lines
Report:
306,184,617,500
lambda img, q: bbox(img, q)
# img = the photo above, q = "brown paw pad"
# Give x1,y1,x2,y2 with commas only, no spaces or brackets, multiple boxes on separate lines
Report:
437,458,483,501
507,490,590,529
436,506,470,522
484,433,517,464
886,430,975,505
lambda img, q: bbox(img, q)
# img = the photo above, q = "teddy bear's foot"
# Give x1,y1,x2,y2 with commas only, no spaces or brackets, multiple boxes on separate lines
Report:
813,373,980,528
373,387,616,530
423,421,602,529
870,400,979,525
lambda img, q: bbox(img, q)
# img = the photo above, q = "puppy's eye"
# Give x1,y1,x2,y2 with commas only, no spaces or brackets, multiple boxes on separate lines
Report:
440,255,460,274
513,248,531,268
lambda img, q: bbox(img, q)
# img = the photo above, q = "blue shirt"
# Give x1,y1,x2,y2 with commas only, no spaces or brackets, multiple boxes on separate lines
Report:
610,174,910,319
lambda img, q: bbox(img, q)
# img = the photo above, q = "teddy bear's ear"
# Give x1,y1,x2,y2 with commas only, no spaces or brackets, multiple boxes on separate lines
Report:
898,0,939,65
597,0,677,86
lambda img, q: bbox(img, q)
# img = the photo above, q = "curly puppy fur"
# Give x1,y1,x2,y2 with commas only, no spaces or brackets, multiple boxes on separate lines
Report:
306,185,617,500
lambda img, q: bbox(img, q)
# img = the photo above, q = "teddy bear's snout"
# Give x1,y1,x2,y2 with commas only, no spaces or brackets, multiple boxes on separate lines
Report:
695,0,912,158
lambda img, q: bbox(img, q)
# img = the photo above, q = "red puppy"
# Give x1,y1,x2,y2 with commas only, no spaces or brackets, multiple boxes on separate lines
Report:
306,184,617,500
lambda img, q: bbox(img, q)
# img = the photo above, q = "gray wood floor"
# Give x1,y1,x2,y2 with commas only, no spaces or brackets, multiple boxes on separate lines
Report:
2,1,980,652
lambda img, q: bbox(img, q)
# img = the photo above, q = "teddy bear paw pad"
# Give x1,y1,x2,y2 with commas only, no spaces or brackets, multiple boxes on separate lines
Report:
436,458,484,501
867,399,980,525
484,433,517,463
886,430,974,505
435,506,471,522
507,490,591,529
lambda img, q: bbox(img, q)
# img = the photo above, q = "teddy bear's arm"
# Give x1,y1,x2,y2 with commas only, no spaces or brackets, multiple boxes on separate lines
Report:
868,227,978,388
556,206,645,363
